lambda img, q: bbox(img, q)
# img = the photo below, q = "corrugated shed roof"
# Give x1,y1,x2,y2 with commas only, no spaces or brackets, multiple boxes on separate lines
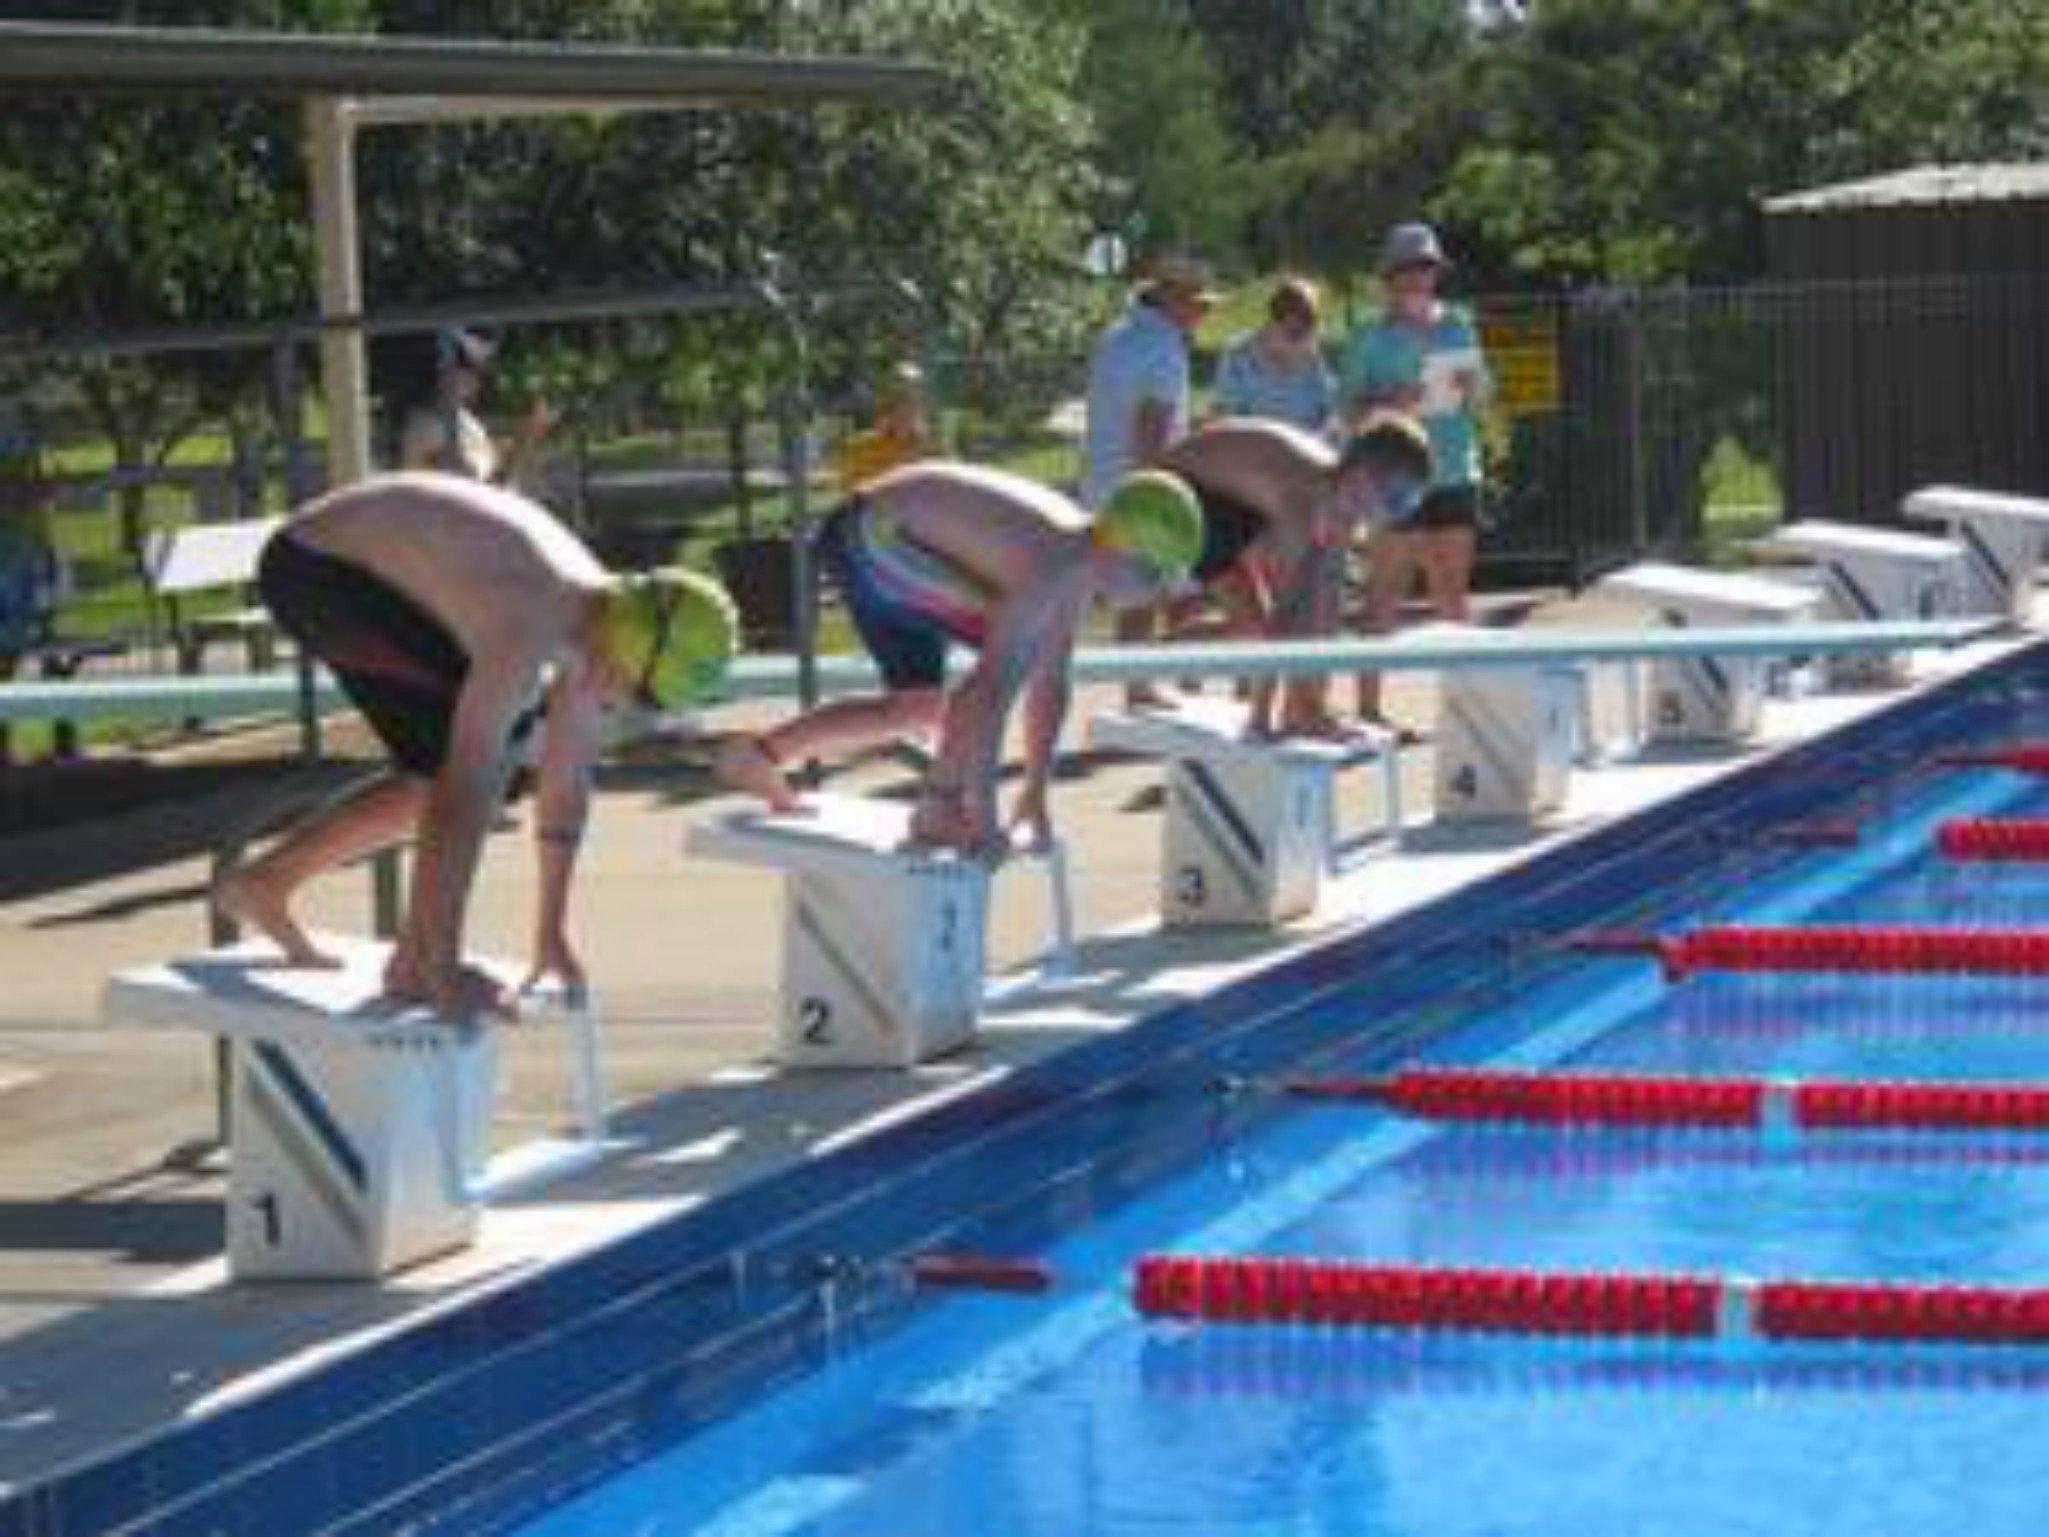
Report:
1765,163,2049,214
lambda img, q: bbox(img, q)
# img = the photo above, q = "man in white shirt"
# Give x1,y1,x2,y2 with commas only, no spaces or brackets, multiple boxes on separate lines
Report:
1084,253,1216,703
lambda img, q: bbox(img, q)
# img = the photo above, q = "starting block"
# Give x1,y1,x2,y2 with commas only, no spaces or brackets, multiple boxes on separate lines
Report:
1902,485,2049,627
685,795,1074,1068
102,939,610,1281
1088,697,1403,928
1594,562,1820,745
1761,520,1966,686
1415,627,1580,823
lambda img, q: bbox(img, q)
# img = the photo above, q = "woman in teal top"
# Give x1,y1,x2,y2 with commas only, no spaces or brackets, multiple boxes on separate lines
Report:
1338,221,1492,728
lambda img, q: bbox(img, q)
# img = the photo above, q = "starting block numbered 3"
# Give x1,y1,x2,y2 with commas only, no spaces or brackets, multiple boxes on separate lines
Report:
1089,697,1402,928
686,794,1074,1068
102,940,610,1281
1903,485,2049,627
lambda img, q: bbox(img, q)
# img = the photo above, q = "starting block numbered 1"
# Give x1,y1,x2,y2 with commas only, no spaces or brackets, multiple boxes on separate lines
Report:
102,940,610,1281
1594,562,1820,745
686,795,1073,1068
1762,520,1966,686
1089,698,1402,928
1903,485,2049,627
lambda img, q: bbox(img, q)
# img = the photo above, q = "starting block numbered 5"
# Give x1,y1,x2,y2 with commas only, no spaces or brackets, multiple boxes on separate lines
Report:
1089,698,1402,928
686,795,1074,1068
102,940,610,1281
1594,562,1819,745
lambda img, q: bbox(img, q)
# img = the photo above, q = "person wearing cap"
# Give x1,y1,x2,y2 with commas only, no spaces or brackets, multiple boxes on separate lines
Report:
1339,222,1494,724
1211,277,1336,434
1156,413,1432,737
215,472,737,1022
1085,254,1217,708
830,361,933,494
396,327,555,493
712,460,1200,857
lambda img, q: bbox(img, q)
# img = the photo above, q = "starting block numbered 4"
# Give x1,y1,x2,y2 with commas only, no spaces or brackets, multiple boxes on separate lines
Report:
1433,660,1581,823
1089,697,1402,927
102,940,610,1282
686,794,1074,1068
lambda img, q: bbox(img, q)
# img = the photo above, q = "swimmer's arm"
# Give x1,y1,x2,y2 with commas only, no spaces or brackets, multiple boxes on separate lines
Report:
1133,396,1176,467
926,595,1044,845
412,651,535,1010
1013,609,1079,844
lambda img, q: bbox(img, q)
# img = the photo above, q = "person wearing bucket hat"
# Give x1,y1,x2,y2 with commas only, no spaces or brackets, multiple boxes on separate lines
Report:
216,472,737,1023
1151,413,1431,737
1339,220,1494,726
393,326,555,493
712,459,1196,857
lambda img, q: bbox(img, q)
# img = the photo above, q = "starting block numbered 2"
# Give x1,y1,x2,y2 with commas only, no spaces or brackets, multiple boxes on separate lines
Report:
102,940,610,1281
1903,485,2049,627
686,794,1073,1068
1089,697,1402,928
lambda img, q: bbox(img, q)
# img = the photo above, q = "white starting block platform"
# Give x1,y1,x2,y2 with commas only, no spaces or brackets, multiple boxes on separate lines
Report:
102,939,610,1282
686,794,1075,1068
1761,520,1966,686
1903,485,2049,627
1390,625,1582,824
1087,697,1403,928
1594,562,1820,745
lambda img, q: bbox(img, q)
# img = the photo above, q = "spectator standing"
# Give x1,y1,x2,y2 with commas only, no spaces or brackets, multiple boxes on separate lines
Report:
393,327,554,493
830,362,933,494
1339,222,1493,726
1086,253,1216,703
1212,276,1335,434
0,434,58,765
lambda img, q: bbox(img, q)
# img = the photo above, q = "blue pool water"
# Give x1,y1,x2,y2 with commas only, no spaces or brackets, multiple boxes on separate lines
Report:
521,760,2049,1537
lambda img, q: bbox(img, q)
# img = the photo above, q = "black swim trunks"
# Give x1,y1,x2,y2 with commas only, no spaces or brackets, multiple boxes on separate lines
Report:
258,532,536,780
1186,481,1269,583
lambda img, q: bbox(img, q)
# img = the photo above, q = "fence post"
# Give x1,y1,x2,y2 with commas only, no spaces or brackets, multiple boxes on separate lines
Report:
759,258,818,711
270,336,324,765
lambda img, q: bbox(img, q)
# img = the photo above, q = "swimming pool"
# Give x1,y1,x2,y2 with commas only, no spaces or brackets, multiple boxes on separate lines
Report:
508,672,2049,1535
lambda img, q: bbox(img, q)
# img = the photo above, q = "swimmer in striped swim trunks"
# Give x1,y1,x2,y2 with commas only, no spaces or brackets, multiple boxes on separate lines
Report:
713,460,1202,857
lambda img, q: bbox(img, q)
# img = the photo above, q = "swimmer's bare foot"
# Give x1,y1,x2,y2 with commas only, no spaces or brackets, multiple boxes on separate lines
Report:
712,736,802,814
1357,712,1428,747
1126,684,1180,713
213,867,342,969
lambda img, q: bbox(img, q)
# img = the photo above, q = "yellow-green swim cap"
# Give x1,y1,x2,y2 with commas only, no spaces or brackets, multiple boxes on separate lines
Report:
604,567,739,708
1095,470,1204,582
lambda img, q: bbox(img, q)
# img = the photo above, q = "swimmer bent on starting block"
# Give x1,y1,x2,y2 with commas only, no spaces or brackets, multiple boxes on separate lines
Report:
216,472,738,1022
1132,415,1432,738
713,461,1203,858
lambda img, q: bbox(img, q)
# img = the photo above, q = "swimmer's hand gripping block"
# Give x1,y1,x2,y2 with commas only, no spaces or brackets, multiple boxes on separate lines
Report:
688,795,1073,1068
102,939,610,1281
1089,698,1401,928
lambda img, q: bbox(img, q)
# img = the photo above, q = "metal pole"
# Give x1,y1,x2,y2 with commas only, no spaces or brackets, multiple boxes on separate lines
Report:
760,258,818,709
304,96,373,487
269,337,324,764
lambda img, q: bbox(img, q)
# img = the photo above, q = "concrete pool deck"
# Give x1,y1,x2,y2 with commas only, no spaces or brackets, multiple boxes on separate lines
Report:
0,597,2034,1505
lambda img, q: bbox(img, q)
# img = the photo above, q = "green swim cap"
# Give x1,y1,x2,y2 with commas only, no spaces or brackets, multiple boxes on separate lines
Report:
604,567,739,708
1096,470,1203,581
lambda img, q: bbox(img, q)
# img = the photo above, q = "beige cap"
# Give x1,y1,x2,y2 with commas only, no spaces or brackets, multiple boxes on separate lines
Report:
1142,252,1222,304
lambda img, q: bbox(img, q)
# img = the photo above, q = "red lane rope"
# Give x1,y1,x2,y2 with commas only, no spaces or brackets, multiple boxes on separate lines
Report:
1284,1067,2049,1132
1940,746,2049,774
906,1253,1056,1294
1574,925,2049,980
1938,818,2049,862
1133,1256,1719,1337
1134,1257,2049,1344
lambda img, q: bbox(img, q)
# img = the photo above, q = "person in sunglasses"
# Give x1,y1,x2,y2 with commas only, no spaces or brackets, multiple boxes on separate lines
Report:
712,460,1202,858
1143,413,1432,738
217,471,737,1022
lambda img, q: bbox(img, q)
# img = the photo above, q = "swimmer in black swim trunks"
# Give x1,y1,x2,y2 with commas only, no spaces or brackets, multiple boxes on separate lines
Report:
1126,415,1430,738
218,472,736,1022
